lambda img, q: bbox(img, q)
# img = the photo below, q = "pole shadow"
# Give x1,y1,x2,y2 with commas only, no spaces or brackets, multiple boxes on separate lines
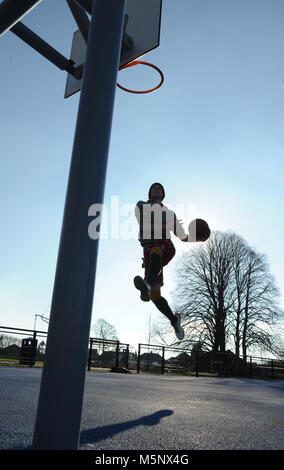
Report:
80,409,174,446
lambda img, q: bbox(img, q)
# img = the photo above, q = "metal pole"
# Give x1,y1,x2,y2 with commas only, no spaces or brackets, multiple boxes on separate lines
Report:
115,341,120,369
161,346,165,375
195,350,199,377
32,0,126,450
32,330,38,368
224,353,228,377
87,338,93,371
137,344,141,374
125,345,129,369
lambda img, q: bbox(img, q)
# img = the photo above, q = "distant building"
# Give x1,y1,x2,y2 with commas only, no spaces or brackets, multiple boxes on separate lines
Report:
140,351,163,367
98,351,118,368
167,352,192,369
0,344,21,358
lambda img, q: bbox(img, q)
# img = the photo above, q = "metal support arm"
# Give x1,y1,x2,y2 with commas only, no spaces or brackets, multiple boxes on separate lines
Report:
73,0,93,15
11,22,82,78
0,0,42,36
66,0,90,43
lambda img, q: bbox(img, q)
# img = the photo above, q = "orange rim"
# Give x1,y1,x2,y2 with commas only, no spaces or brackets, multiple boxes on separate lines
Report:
117,60,164,94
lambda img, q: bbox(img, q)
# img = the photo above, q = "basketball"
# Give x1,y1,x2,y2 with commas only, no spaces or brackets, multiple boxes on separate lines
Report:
188,218,211,242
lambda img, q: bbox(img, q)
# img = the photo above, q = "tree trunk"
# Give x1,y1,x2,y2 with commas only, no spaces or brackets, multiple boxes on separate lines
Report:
213,313,226,352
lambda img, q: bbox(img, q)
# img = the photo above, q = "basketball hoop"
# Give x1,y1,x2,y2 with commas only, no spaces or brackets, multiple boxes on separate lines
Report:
117,60,164,94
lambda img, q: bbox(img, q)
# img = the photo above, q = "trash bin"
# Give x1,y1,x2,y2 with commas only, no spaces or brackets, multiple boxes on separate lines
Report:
19,337,38,366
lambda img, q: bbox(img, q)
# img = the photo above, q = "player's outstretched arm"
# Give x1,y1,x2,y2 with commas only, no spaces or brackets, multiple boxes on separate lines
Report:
176,217,211,243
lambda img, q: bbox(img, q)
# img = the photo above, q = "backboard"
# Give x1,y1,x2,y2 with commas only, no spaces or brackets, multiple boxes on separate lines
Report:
64,0,162,98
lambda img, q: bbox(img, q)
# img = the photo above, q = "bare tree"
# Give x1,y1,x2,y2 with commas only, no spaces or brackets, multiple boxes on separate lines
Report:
237,249,282,359
229,235,250,356
151,317,174,347
91,318,119,342
142,313,174,348
173,231,284,357
142,313,156,348
173,231,237,351
0,334,22,348
37,341,46,354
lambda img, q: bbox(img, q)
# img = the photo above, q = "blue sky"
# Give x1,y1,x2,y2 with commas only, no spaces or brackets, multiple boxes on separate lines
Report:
1,0,284,352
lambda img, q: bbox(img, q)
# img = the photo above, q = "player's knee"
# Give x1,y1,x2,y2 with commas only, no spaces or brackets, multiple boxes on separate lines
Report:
150,288,161,301
150,246,162,257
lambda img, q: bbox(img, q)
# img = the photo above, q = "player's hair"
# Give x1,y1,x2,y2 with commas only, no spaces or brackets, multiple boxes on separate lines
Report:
148,182,165,201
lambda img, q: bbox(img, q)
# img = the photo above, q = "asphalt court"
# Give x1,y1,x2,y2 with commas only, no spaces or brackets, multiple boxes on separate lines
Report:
1,366,284,451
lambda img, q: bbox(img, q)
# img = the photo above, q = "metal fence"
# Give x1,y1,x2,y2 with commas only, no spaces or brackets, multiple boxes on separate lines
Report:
0,326,135,371
1,326,284,379
87,337,137,371
0,326,47,367
137,343,284,380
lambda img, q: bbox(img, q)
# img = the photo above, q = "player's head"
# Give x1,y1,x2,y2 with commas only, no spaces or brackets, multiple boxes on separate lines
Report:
148,182,165,202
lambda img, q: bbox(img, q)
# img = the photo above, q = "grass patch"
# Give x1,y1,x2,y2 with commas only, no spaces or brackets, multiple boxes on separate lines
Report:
0,357,43,367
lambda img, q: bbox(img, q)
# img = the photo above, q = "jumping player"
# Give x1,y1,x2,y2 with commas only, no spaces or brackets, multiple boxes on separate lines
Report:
134,183,189,340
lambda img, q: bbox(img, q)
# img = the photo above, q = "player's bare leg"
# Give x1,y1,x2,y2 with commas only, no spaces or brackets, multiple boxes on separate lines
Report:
134,245,184,340
151,288,184,341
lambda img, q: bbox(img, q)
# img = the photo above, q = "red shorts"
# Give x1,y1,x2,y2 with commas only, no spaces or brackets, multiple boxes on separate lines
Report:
142,240,176,287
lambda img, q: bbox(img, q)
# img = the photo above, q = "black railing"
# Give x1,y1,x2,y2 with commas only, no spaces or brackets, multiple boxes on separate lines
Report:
0,325,47,367
137,343,284,380
1,326,283,379
0,326,134,371
87,337,133,371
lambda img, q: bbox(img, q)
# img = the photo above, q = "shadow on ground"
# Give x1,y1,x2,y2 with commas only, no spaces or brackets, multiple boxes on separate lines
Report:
80,409,174,447
6,410,173,450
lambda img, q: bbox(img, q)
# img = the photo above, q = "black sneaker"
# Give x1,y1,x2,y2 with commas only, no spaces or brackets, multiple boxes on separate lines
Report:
133,276,151,302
